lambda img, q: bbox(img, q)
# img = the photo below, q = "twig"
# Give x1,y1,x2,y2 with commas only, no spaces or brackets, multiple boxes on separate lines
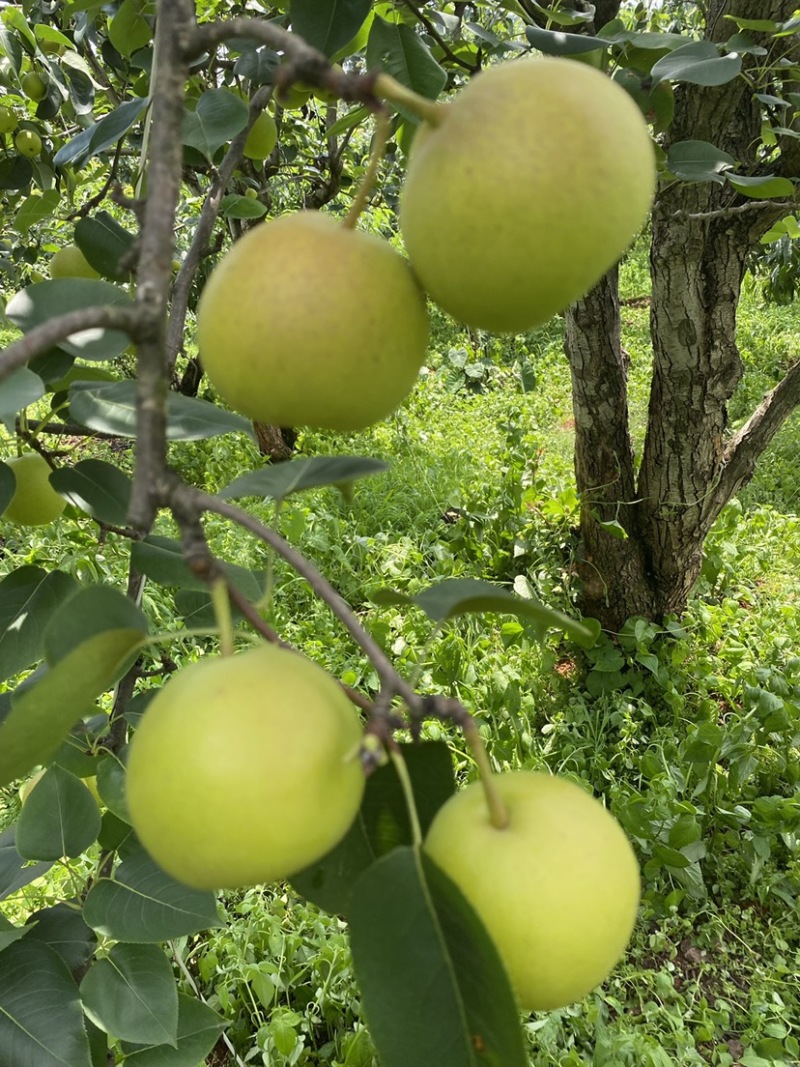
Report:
0,306,138,386
671,199,795,221
399,0,480,72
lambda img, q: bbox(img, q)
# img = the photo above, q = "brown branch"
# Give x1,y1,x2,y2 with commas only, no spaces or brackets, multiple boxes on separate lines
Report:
128,0,196,531
167,478,420,710
0,306,139,385
715,358,800,509
671,199,796,221
399,0,480,72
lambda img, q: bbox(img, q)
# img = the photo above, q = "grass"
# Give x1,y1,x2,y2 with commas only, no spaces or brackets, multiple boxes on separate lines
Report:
1,245,799,1065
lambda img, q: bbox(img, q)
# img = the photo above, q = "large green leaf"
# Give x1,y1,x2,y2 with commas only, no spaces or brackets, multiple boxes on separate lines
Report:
13,188,60,234
5,279,132,361
290,0,371,57
24,903,97,974
367,16,447,102
53,96,149,169
81,943,179,1046
69,380,251,439
0,628,145,787
0,367,45,417
0,566,78,683
666,139,735,183
75,210,136,280
525,25,606,55
15,764,102,860
120,994,225,1067
182,89,248,161
0,939,92,1067
0,826,53,900
43,583,148,667
83,852,222,942
108,0,153,57
219,455,388,501
349,847,527,1067
727,173,795,200
131,534,264,600
371,578,599,646
50,459,133,526
651,41,741,86
292,742,455,914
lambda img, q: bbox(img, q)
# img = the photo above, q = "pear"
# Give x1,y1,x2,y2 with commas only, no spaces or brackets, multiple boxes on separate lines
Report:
399,58,656,334
196,212,429,431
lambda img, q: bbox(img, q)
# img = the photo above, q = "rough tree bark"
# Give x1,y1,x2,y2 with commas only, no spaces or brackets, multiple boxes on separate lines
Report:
565,0,800,629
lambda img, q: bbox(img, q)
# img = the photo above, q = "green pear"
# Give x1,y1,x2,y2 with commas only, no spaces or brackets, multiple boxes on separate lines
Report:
399,58,656,334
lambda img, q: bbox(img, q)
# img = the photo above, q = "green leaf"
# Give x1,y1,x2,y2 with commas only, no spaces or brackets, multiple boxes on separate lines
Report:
0,628,146,787
13,189,60,234
371,578,599,646
290,0,372,58
182,89,248,161
24,903,97,973
0,566,78,683
326,103,370,138
15,764,102,860
96,754,130,822
75,211,136,280
292,742,455,914
0,367,45,418
525,25,607,55
219,193,268,219
367,17,447,104
220,456,388,501
727,174,795,200
132,535,265,600
666,139,735,183
43,583,148,667
83,852,222,942
69,381,252,439
109,0,154,57
0,940,93,1066
119,994,225,1066
0,826,53,900
349,847,527,1067
0,917,30,953
0,156,33,191
53,97,149,170
81,943,179,1046
50,459,132,526
5,280,132,361
651,41,742,86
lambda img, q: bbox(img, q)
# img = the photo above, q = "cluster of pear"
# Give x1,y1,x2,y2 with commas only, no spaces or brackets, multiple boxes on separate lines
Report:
197,57,655,433
126,642,640,1013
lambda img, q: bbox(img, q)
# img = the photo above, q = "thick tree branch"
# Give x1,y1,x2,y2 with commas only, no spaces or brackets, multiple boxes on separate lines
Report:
715,358,800,509
0,306,139,385
128,0,195,531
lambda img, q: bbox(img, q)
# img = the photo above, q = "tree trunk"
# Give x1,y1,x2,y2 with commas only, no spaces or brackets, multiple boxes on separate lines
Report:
564,0,800,630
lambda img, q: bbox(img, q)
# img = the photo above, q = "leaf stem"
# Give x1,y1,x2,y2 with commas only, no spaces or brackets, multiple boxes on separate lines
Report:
390,746,423,846
211,577,235,656
343,110,391,229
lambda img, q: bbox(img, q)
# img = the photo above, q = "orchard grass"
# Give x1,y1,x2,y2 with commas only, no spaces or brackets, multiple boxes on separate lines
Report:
1,248,798,1064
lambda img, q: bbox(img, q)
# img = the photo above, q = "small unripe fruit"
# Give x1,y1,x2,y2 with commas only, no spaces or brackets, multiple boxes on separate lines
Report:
15,129,42,157
2,453,66,526
50,244,100,280
21,72,47,101
0,106,18,134
243,111,277,160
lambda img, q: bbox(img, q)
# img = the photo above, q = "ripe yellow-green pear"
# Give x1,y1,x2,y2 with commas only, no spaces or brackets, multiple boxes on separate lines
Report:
424,771,640,1012
21,72,47,101
125,644,366,890
196,212,429,431
0,106,18,133
243,110,277,160
15,129,42,157
2,453,66,526
399,58,656,333
50,243,100,279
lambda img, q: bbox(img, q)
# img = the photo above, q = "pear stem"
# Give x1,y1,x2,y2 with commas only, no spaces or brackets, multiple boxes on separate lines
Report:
211,576,235,656
390,746,423,847
343,110,391,230
373,73,446,127
464,720,510,830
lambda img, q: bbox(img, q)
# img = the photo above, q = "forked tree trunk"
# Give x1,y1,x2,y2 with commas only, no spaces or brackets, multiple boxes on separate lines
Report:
564,0,800,629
